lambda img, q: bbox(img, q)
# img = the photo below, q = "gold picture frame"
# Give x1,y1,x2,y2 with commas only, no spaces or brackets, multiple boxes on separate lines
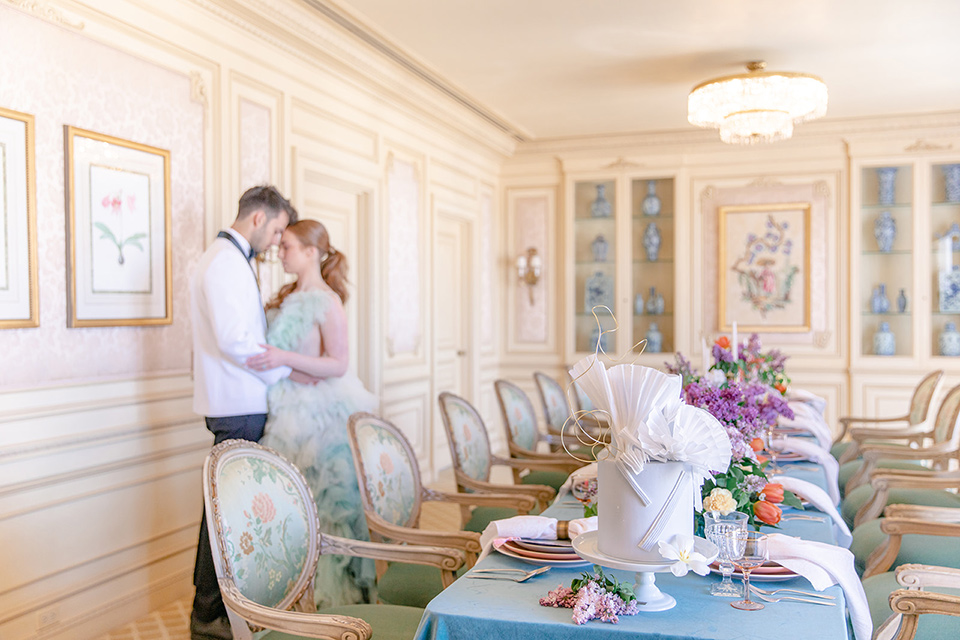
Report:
65,126,172,327
0,106,39,329
718,202,811,333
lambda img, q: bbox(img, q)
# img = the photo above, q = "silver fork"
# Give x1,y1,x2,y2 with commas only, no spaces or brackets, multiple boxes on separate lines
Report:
468,566,552,582
750,590,836,606
751,585,836,600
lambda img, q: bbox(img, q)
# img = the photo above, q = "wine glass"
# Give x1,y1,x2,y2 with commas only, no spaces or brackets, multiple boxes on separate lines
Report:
728,531,769,611
765,425,782,475
704,511,748,597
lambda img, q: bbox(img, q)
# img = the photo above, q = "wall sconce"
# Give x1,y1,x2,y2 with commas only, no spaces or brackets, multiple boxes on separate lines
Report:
516,247,542,305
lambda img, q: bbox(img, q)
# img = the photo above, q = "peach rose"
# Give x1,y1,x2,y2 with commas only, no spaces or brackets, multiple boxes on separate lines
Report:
749,437,765,453
715,336,731,349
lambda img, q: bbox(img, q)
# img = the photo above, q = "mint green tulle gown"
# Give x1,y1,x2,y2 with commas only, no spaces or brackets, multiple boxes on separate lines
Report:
259,289,378,607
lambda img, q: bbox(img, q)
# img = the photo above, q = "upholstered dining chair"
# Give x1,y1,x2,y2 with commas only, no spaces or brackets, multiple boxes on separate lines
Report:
493,379,589,491
855,504,960,579
532,371,608,448
843,383,960,495
844,467,960,529
346,412,535,607
437,391,557,519
863,563,960,640
834,370,944,466
203,438,464,640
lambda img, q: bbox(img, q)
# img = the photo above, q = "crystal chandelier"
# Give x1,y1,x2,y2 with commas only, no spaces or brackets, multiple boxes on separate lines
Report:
688,61,828,145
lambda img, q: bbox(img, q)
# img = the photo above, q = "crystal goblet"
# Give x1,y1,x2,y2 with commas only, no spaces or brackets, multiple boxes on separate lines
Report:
729,530,769,611
704,511,748,597
765,425,783,475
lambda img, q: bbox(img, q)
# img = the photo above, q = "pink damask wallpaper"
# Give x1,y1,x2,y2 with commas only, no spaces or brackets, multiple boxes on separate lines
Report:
514,195,548,343
0,6,204,389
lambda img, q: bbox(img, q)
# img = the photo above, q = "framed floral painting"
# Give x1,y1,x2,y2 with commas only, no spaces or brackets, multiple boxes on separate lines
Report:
64,126,172,326
0,107,39,329
718,203,811,333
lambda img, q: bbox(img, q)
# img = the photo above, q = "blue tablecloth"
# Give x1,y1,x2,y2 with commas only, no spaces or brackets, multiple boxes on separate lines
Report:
414,462,849,640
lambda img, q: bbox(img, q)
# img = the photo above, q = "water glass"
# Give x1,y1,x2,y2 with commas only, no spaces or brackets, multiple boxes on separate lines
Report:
728,530,769,611
703,511,748,597
765,425,782,475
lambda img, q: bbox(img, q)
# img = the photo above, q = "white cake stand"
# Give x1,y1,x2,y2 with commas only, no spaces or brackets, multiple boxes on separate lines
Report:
571,531,718,612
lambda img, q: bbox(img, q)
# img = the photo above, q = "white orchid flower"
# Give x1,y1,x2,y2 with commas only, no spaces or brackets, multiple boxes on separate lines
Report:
657,534,711,577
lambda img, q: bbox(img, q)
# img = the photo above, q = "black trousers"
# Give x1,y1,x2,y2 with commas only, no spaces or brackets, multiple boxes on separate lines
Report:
192,414,267,623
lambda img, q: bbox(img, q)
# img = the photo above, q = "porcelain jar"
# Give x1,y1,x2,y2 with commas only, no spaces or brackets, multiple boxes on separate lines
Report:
873,321,896,356
591,233,609,262
874,211,896,253
877,167,898,205
897,289,908,314
645,323,663,353
591,184,612,218
870,284,891,314
643,222,661,262
944,165,960,203
939,322,960,357
641,180,661,216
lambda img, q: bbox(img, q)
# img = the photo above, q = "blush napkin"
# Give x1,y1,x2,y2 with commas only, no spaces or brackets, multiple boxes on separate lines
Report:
478,515,598,560
766,533,871,640
776,475,852,548
779,401,833,450
772,437,842,505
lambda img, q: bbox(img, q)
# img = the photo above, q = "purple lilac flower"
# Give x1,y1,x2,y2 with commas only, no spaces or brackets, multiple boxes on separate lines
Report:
712,343,733,363
744,474,767,493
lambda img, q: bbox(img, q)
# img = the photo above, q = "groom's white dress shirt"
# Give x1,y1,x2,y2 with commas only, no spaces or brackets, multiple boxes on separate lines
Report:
191,229,290,417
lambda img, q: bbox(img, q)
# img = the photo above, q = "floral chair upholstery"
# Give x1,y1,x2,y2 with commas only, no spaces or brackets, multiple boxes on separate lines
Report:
836,370,944,466
533,371,572,435
204,439,464,640
347,412,536,606
437,391,560,512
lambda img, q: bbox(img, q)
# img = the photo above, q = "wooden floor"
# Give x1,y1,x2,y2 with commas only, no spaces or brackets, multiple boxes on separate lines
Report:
98,468,476,640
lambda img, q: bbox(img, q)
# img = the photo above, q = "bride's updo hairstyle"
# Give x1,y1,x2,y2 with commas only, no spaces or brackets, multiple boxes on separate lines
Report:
265,219,349,310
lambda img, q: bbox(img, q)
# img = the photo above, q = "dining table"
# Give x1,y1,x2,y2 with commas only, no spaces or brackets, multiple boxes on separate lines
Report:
414,459,850,640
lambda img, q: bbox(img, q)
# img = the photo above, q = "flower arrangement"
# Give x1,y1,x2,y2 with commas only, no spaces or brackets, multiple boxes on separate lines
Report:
540,565,640,624
665,333,802,531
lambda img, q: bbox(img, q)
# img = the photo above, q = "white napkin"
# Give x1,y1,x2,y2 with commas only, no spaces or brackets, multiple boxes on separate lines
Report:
776,476,852,548
478,515,598,560
766,533,871,640
772,437,841,505
787,388,828,415
780,401,833,450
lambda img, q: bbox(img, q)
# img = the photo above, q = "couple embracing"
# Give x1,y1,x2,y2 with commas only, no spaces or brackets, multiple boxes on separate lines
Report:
189,186,376,640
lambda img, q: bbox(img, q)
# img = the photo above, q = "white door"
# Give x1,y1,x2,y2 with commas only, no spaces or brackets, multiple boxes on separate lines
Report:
433,212,474,468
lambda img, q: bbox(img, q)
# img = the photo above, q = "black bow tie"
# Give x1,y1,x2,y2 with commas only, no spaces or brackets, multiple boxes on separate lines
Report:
218,231,256,260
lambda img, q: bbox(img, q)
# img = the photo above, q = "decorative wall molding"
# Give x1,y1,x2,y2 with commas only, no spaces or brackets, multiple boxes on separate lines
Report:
904,138,953,152
2,0,84,30
189,70,208,106
600,157,643,171
747,176,784,188
814,331,831,348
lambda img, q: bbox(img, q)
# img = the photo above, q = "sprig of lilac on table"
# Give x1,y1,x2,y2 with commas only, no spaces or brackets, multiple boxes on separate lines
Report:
540,565,640,625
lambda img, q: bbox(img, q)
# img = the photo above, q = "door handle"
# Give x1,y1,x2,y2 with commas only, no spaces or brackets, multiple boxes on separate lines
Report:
456,350,466,356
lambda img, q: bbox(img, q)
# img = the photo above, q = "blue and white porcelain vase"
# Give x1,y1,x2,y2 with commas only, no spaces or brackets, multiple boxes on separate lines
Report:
645,286,664,315
585,271,614,312
873,322,896,356
870,284,891,314
643,222,661,262
590,325,610,353
641,180,661,216
645,322,663,353
897,289,908,313
591,234,609,262
939,322,960,356
943,165,960,203
877,167,898,205
591,184,612,218
874,211,896,253
634,292,644,315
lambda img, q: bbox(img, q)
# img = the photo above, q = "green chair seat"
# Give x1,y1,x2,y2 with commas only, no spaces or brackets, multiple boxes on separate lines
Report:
263,603,425,640
521,470,569,493
851,518,960,576
862,571,960,640
463,505,523,533
377,561,468,608
841,484,960,529
839,459,925,497
831,441,853,461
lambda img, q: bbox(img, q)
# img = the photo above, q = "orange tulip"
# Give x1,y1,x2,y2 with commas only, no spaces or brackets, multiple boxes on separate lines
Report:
760,483,784,504
754,500,782,526
715,336,730,349
774,382,787,394
749,437,765,452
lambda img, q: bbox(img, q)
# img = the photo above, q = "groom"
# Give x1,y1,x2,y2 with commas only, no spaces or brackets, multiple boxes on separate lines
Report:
189,185,297,640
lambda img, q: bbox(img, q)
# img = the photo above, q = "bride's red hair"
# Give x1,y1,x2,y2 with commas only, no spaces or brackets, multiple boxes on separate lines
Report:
265,220,349,310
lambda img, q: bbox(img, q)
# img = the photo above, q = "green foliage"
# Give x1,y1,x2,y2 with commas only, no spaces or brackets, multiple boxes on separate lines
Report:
571,565,636,603
583,502,598,518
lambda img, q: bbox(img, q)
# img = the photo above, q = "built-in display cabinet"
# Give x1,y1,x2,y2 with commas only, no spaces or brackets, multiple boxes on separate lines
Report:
567,174,676,360
851,156,960,364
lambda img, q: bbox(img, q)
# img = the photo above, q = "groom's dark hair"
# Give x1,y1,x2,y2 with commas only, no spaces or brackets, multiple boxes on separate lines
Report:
236,185,298,224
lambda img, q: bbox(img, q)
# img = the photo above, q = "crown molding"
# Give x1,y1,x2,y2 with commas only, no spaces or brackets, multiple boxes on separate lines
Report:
185,0,521,158
0,0,84,29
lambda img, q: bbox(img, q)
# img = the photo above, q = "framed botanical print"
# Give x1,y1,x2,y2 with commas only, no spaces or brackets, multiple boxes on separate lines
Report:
718,202,811,333
64,126,172,326
0,107,39,328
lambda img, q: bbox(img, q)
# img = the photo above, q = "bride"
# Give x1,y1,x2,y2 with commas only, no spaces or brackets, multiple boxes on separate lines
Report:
246,219,377,607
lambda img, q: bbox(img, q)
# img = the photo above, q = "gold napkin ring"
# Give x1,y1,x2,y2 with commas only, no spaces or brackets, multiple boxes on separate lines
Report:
557,520,569,539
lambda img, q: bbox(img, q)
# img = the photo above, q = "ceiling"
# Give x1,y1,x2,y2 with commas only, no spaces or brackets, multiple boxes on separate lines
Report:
326,0,960,141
